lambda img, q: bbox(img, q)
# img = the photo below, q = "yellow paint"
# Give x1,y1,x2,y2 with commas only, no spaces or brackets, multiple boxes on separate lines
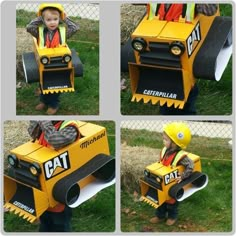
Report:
140,152,202,208
4,122,112,222
33,33,75,94
129,9,220,109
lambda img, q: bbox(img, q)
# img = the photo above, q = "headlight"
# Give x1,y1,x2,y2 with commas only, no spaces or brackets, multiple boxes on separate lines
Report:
156,176,162,183
29,163,41,176
7,154,18,167
144,169,150,177
169,41,185,56
40,56,49,65
63,54,72,63
132,38,147,52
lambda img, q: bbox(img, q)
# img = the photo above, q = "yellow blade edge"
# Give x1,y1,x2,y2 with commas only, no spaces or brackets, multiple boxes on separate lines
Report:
132,94,185,109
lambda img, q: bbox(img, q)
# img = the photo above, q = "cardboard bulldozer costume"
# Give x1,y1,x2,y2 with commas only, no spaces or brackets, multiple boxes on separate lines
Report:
140,152,208,208
22,3,83,94
4,121,115,223
121,4,232,109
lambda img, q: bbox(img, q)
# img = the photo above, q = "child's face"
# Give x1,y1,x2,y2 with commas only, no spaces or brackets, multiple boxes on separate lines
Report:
162,132,172,149
43,10,60,31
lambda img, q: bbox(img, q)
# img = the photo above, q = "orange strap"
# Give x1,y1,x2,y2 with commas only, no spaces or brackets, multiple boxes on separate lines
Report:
45,29,61,48
166,198,177,204
158,4,183,21
161,152,176,166
47,203,65,212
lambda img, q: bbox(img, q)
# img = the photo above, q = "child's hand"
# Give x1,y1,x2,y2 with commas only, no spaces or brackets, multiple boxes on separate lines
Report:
175,176,182,183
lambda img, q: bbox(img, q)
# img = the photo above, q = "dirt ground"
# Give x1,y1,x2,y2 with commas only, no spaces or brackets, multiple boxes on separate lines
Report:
3,121,30,172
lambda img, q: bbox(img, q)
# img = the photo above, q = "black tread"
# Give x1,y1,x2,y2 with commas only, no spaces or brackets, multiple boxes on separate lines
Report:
53,154,115,205
169,171,208,200
193,16,232,80
71,49,83,77
22,52,40,83
121,38,136,72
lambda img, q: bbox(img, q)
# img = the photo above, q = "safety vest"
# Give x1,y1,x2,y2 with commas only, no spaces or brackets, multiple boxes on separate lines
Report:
160,147,188,204
38,120,80,148
160,147,188,167
38,25,66,48
147,3,195,22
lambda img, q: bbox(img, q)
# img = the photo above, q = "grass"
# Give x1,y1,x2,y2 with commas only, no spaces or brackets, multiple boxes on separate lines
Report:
121,4,232,115
4,121,115,232
16,10,99,115
121,128,232,232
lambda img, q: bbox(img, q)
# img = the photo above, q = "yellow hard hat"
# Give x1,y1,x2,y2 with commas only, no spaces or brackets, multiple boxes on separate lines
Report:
38,3,65,20
163,122,191,149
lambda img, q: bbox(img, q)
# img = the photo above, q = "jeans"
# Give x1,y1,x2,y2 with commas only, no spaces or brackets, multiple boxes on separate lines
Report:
155,201,179,220
159,84,199,115
40,92,60,109
39,206,72,232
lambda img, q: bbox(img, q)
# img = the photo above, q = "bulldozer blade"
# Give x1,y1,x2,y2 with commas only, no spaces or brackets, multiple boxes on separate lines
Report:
42,88,75,94
131,94,185,109
140,179,163,209
41,68,74,94
4,175,49,223
129,63,186,109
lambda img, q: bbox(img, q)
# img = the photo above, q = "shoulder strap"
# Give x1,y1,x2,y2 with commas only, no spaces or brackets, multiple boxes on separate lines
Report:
58,25,66,44
171,150,188,167
160,146,167,160
38,26,45,48
185,3,195,22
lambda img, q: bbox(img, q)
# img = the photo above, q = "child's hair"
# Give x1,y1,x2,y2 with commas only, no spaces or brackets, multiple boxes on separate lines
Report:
42,7,61,19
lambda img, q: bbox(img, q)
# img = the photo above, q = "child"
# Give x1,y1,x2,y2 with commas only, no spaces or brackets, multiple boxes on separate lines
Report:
150,122,194,226
28,120,80,231
26,4,79,115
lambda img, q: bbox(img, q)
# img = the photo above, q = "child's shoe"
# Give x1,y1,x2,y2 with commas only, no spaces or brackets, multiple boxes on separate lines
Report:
149,216,164,224
35,103,46,111
46,107,58,115
166,218,176,226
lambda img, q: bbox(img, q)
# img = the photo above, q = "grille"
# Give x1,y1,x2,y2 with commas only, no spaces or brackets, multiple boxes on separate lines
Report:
140,42,181,68
144,174,163,191
44,56,68,69
11,160,41,189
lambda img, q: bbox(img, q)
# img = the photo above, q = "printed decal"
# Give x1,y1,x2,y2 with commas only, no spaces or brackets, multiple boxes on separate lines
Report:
143,90,177,99
164,170,179,185
13,201,35,214
43,151,70,180
80,131,106,149
186,22,201,57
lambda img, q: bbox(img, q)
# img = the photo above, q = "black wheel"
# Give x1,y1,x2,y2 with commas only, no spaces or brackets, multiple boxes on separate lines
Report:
169,184,184,200
71,49,83,77
53,182,80,206
22,52,40,83
92,158,115,183
121,38,136,72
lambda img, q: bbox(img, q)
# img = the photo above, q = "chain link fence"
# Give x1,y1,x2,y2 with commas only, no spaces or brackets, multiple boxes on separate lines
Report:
121,120,232,139
16,3,99,20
